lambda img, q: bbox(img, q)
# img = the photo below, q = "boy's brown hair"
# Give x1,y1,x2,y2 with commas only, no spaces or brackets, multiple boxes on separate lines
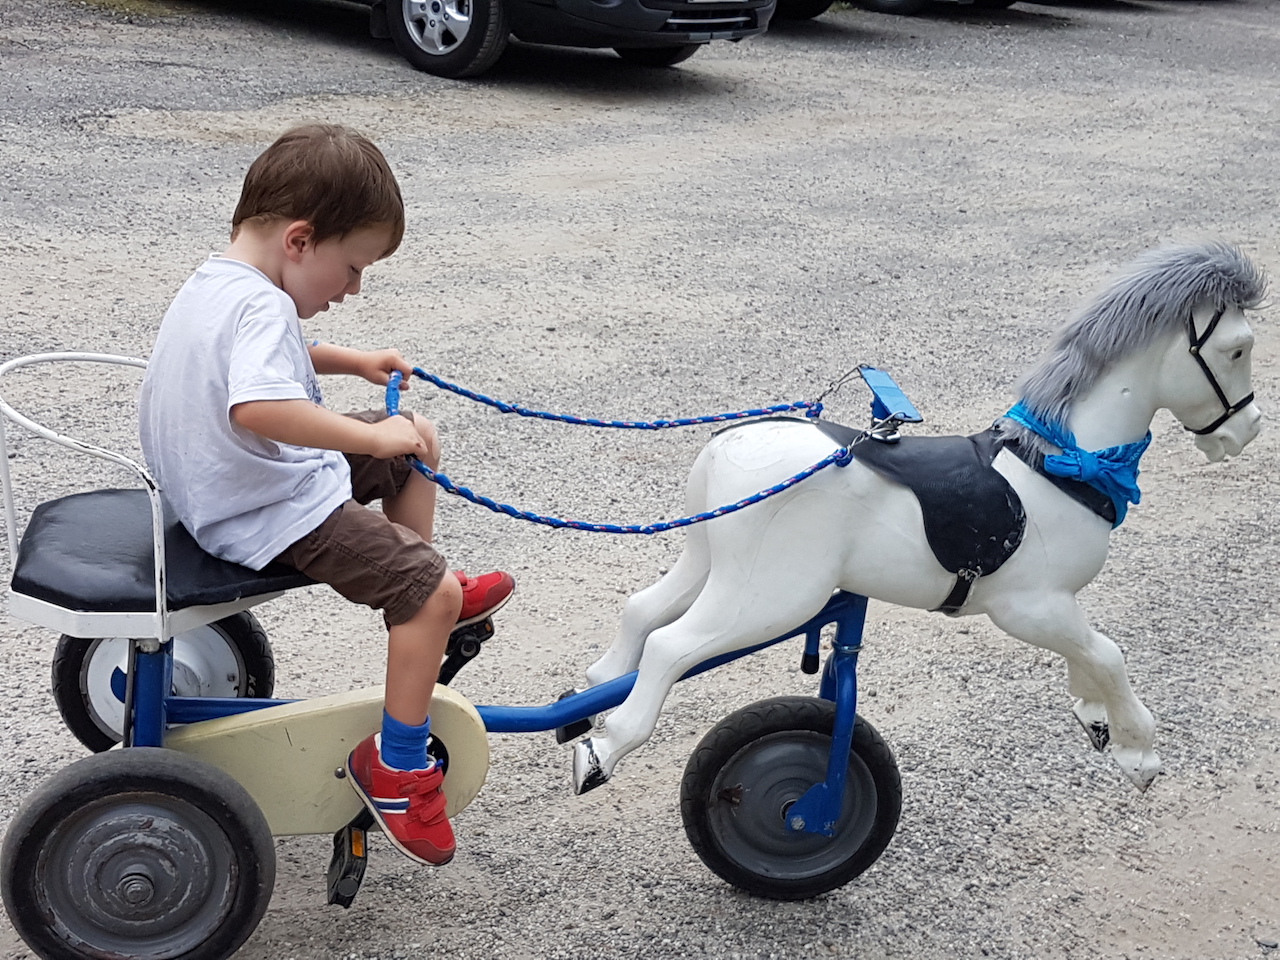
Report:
232,124,405,256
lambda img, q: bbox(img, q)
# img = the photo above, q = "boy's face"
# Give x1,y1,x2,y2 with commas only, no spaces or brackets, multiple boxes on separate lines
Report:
282,224,394,320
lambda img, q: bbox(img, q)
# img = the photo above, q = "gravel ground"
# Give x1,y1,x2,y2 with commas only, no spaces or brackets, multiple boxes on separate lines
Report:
1,0,1278,957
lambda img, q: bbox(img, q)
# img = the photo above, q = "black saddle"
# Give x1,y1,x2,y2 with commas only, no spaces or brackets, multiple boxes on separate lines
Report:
814,421,1027,614
11,489,314,614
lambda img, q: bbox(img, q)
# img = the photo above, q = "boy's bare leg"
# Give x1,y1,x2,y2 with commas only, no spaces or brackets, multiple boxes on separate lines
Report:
384,571,462,724
384,415,439,543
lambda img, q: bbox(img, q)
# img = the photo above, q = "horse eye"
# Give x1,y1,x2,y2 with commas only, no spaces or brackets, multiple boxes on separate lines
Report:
1230,348,1244,361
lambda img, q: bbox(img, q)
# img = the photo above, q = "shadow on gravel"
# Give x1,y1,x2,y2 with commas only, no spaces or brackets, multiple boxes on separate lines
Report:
908,3,1080,28
481,41,745,98
175,0,387,54
763,16,909,48
1018,0,1176,10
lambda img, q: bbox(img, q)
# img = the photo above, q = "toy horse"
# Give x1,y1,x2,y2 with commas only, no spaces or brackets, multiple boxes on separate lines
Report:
573,241,1266,794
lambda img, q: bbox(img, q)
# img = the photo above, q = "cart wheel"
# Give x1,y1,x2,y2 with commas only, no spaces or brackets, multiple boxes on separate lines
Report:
52,612,275,753
680,696,901,900
1,748,275,960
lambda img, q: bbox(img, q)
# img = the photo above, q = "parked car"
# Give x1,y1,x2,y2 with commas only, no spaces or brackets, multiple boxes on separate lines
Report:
366,0,775,77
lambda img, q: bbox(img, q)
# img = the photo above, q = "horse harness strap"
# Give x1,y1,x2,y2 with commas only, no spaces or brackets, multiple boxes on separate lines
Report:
1186,306,1254,435
812,421,1027,615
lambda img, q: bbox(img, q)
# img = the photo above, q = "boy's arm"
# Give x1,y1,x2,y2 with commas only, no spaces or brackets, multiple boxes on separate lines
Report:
309,343,413,387
231,399,427,459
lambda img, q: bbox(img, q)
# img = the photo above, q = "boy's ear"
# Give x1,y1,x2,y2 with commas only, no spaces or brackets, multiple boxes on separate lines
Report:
281,220,315,262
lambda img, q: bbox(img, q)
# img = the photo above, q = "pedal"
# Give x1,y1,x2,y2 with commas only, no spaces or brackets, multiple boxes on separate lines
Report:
554,688,595,744
438,617,494,685
327,808,375,908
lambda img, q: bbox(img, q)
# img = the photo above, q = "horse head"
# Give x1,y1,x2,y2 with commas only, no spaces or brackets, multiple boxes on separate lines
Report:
1012,241,1267,464
1164,299,1261,462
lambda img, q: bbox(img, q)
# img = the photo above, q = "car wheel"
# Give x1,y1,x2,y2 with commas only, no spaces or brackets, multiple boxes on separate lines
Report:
387,0,509,78
614,44,702,67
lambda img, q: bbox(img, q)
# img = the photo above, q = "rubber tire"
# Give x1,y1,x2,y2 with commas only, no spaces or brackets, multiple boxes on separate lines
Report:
680,696,901,900
52,612,275,753
387,0,509,78
859,0,927,13
972,0,1017,7
1,748,275,960
614,44,702,67
773,0,835,20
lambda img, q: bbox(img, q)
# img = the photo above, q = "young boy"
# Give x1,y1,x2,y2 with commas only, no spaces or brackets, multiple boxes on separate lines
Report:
138,123,513,867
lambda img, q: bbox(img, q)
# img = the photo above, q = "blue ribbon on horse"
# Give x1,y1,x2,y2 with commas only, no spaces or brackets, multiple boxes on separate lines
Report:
1004,401,1151,527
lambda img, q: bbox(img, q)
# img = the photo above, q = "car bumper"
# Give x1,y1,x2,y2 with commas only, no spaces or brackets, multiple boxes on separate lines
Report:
507,0,774,47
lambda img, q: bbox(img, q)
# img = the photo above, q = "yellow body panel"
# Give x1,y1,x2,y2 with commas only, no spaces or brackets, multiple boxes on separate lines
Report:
164,684,489,836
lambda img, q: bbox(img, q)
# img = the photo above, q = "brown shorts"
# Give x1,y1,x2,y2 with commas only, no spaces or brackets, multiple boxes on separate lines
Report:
274,410,447,627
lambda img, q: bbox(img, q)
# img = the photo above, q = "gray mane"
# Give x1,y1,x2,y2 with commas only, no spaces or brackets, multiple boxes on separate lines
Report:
994,241,1266,452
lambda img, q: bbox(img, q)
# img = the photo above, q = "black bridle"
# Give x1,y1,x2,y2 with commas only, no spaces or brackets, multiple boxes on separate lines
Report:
1185,306,1254,436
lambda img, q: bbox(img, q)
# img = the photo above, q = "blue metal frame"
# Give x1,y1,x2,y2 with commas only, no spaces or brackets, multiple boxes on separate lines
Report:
118,591,874,837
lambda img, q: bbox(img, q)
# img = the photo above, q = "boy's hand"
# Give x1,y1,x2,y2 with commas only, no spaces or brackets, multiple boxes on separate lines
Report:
368,414,429,459
309,343,414,388
356,348,414,388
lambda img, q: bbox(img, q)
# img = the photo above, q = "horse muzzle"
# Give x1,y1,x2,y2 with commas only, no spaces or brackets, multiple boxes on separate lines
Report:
1193,401,1262,462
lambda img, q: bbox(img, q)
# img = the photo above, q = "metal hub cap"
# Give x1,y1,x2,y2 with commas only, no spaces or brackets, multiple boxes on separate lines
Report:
403,0,473,55
82,627,246,743
37,796,236,958
708,730,878,881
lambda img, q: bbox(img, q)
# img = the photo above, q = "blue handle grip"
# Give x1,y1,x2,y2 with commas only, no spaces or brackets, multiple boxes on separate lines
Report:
858,365,923,424
386,370,402,416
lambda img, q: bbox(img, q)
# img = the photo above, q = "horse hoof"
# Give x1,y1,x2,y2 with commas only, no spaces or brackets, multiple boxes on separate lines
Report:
1072,700,1110,752
572,740,610,795
1111,746,1161,792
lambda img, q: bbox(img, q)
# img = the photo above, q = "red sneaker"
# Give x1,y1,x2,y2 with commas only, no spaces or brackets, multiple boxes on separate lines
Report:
346,733,455,866
455,570,515,626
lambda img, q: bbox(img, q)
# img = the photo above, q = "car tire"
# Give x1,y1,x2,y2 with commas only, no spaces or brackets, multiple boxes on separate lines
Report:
387,0,509,78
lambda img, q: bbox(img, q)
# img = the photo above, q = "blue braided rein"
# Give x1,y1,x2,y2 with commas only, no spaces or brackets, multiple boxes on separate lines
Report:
408,367,824,426
386,370,853,534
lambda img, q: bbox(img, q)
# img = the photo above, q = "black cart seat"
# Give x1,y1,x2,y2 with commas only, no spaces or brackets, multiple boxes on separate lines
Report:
11,489,314,613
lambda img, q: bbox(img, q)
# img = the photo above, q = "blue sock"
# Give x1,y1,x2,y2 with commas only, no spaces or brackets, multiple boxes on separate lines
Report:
380,709,431,771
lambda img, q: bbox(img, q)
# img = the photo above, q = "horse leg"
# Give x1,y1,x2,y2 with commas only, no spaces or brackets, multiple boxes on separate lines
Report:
583,527,710,687
573,573,834,794
985,592,1160,790
1068,662,1110,751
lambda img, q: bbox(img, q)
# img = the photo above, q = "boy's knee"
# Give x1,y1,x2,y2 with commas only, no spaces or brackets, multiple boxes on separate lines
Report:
428,569,462,618
414,415,441,468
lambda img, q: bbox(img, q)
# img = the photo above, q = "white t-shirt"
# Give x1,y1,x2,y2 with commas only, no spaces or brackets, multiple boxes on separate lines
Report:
139,256,352,570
